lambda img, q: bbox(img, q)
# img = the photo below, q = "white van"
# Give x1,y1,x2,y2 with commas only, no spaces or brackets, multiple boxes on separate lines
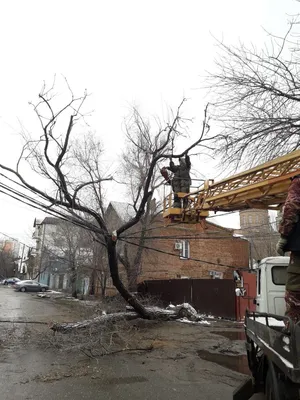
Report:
255,256,290,315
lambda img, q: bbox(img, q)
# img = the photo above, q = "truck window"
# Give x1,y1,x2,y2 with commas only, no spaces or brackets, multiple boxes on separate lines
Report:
271,265,287,285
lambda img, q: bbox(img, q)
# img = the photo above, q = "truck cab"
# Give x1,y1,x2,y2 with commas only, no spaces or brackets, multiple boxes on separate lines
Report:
255,256,289,315
234,256,300,400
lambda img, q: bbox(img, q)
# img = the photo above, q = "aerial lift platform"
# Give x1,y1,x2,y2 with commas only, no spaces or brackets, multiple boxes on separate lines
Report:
163,150,300,223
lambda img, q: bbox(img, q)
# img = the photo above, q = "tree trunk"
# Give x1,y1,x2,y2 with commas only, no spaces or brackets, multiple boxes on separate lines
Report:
89,268,96,295
107,237,150,319
71,264,77,298
128,216,148,292
101,275,107,298
118,246,139,292
127,267,138,292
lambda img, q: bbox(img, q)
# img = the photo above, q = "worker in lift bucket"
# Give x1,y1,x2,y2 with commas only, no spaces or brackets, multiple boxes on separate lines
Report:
165,154,191,208
276,174,300,326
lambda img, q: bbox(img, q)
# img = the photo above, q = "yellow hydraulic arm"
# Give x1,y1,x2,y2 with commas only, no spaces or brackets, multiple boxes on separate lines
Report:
163,149,300,223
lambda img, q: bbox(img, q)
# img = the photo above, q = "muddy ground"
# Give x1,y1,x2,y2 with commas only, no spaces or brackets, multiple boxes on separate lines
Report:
0,287,250,399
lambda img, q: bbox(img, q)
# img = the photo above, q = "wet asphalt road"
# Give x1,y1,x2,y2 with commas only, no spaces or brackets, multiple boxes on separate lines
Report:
0,286,247,400
0,286,75,323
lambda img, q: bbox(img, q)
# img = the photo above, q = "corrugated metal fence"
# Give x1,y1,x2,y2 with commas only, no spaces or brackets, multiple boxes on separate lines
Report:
138,279,236,319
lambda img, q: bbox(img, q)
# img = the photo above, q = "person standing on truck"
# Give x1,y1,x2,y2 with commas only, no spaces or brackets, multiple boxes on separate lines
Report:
276,174,300,324
166,154,191,208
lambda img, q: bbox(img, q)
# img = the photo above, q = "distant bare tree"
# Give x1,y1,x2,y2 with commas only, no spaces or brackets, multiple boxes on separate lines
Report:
25,248,35,279
116,108,166,290
0,249,15,279
207,18,300,169
89,238,109,297
49,222,92,298
0,80,211,318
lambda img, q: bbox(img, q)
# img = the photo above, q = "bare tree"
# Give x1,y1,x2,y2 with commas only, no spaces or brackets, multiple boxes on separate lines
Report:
49,221,92,298
33,245,56,281
71,131,109,297
89,236,109,297
25,247,35,279
116,108,165,291
207,18,300,169
0,249,16,279
0,80,211,318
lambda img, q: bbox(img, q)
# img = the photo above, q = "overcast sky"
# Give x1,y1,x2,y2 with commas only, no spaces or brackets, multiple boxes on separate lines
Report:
0,0,298,243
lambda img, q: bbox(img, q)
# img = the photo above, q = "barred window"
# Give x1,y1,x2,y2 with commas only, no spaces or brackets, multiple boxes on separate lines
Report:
180,240,190,260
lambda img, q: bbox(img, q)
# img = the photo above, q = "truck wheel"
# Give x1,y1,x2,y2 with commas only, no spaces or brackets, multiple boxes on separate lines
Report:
265,362,280,400
266,363,300,400
265,370,275,400
278,379,300,400
246,338,257,372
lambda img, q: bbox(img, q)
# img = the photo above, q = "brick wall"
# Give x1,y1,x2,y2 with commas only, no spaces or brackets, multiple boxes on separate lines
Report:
138,219,249,283
99,205,249,295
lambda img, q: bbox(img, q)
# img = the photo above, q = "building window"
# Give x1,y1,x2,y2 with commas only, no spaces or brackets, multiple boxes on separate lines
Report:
249,215,252,224
180,240,190,260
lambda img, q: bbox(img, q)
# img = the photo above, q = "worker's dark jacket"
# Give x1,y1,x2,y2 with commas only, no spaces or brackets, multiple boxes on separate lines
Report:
279,177,300,252
167,155,191,183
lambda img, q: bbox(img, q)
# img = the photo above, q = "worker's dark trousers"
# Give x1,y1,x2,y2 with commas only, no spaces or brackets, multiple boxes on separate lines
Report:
285,252,300,326
171,180,190,208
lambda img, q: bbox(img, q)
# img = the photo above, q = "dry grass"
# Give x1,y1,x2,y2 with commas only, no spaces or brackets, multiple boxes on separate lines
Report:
0,295,164,360
30,316,153,360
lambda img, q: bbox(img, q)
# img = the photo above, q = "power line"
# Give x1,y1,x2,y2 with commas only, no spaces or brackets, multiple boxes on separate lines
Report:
0,172,279,246
0,228,94,268
119,220,187,238
0,172,56,205
0,180,107,240
122,232,279,241
0,231,32,250
120,219,279,241
0,173,87,222
2,178,277,243
0,229,107,276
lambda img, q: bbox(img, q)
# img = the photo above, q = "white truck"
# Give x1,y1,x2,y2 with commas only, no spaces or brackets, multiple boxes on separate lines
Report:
234,256,300,400
254,256,290,316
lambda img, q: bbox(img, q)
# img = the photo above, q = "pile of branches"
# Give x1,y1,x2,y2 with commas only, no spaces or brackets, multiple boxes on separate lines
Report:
50,303,204,333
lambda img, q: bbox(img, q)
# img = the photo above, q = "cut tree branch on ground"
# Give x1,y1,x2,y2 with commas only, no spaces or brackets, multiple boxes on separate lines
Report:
50,303,205,333
0,320,49,324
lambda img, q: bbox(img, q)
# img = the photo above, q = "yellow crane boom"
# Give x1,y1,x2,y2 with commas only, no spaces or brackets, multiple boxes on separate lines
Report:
163,150,300,223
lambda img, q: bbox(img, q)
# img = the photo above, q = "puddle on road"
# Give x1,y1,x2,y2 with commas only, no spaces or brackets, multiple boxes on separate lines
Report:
197,350,250,375
210,330,246,341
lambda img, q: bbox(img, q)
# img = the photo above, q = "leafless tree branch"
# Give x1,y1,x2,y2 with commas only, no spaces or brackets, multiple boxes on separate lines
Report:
206,20,300,170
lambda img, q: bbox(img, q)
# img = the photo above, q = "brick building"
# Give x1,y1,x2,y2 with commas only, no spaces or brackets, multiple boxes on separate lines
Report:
138,219,249,282
103,202,249,293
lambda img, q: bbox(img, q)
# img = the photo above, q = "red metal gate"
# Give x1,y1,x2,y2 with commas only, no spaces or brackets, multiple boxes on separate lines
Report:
138,279,236,319
192,279,236,319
